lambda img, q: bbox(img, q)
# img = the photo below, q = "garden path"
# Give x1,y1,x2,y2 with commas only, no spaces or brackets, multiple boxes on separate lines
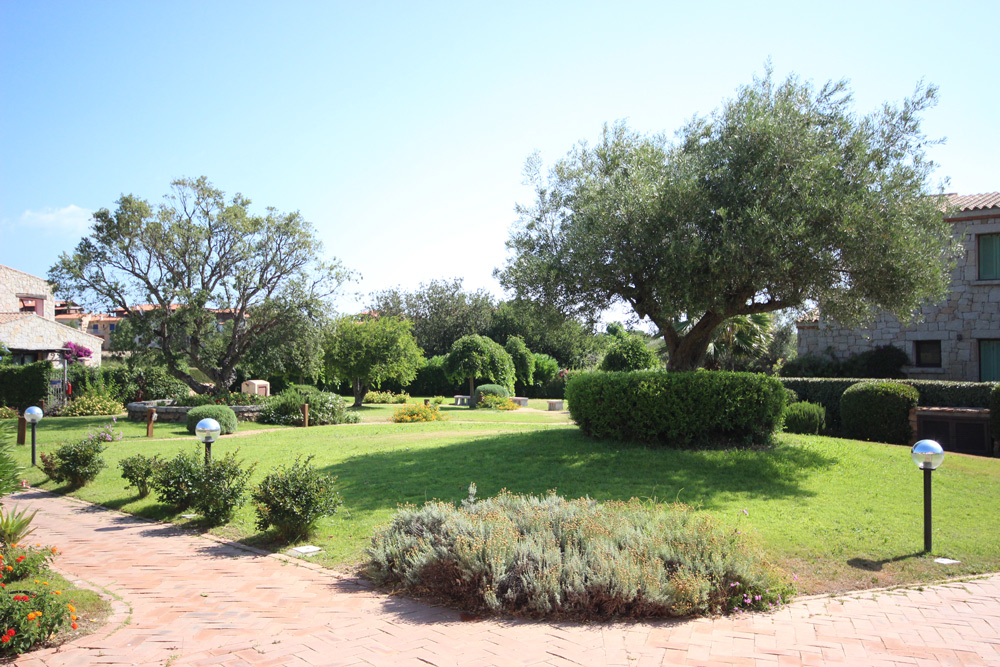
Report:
8,490,1000,667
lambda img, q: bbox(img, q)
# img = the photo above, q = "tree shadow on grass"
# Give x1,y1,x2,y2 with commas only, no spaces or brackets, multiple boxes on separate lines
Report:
847,552,926,572
320,429,839,520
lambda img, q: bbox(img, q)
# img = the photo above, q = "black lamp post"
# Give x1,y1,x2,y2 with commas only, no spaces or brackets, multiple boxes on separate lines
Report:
195,418,221,465
910,439,945,553
24,406,43,467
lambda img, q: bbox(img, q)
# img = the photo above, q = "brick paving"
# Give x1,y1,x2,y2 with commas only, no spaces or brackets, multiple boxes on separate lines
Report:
7,490,1000,667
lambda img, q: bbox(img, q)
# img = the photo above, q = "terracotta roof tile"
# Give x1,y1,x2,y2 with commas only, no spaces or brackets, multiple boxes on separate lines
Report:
945,192,1000,212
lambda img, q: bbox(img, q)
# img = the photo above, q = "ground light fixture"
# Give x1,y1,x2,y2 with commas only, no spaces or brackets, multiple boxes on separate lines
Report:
910,439,945,553
195,418,221,465
24,406,43,467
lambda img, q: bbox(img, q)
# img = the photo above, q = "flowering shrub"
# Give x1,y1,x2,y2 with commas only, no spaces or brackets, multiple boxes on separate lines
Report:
368,491,793,620
363,390,410,404
252,457,342,542
62,341,92,365
478,395,519,410
173,391,269,407
0,407,17,421
56,393,125,417
0,589,74,656
118,454,161,498
390,403,443,423
0,545,57,582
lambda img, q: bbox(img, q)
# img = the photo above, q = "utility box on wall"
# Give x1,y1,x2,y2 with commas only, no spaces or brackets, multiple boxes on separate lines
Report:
241,380,270,397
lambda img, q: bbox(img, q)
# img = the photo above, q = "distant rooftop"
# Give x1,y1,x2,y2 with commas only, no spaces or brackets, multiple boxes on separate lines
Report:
945,192,1000,212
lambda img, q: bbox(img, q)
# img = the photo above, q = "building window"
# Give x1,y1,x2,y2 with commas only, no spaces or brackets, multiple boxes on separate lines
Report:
914,340,942,368
109,324,115,331
979,233,1000,280
982,340,1000,382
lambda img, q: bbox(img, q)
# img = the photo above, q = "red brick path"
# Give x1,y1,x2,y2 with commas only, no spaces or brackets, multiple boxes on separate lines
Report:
8,491,1000,666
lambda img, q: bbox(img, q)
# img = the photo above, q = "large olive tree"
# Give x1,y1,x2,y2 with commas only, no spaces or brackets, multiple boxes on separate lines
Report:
497,70,958,371
50,177,352,394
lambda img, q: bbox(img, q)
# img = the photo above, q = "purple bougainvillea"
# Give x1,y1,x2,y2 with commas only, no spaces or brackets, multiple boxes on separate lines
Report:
63,341,93,364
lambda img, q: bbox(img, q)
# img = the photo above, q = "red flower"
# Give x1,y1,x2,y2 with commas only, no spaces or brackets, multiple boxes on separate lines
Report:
6,629,12,637
71,622,78,630
15,556,24,563
1,635,9,643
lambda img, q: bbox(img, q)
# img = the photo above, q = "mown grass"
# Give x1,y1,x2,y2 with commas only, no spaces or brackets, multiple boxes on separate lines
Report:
349,401,572,424
10,418,1000,595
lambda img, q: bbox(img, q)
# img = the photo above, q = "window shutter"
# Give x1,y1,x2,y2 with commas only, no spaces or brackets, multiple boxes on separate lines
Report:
979,234,1000,280
981,340,1000,382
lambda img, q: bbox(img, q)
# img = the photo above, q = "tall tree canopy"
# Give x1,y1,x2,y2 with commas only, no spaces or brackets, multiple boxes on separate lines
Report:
369,278,495,357
497,70,958,371
324,315,424,407
50,177,352,394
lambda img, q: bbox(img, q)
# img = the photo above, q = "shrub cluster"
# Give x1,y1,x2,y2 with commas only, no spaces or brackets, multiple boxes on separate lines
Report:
40,421,120,487
0,407,17,420
478,395,519,410
185,405,238,435
472,384,508,407
174,391,269,407
391,403,444,423
147,447,254,524
259,389,359,426
600,334,660,372
56,392,125,417
522,368,582,400
363,390,410,404
992,384,1000,443
0,363,51,411
251,457,342,542
150,449,202,509
404,355,459,397
780,345,908,379
782,402,826,435
566,371,785,447
840,381,919,444
118,453,160,498
367,490,792,620
0,588,74,656
66,365,189,404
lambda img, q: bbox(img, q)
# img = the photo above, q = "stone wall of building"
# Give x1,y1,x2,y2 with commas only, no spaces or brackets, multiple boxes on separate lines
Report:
0,265,55,320
797,210,1000,382
0,315,103,367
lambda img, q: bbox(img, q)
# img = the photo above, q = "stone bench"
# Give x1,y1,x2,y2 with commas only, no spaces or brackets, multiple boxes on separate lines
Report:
511,397,528,407
454,395,470,406
547,400,564,411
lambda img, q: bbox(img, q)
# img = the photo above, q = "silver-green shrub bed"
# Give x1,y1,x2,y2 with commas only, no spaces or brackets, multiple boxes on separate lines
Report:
366,490,792,620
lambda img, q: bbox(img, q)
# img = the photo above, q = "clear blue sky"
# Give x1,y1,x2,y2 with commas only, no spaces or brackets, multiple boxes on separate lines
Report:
2,0,997,313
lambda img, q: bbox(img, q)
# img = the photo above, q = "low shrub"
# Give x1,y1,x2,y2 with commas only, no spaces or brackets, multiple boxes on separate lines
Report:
780,345,908,379
40,423,118,487
0,407,17,420
193,451,255,524
363,390,410,404
118,454,161,498
431,396,446,405
0,507,37,547
0,362,51,412
391,403,444,423
251,457,342,542
0,544,56,582
840,381,919,444
472,384,509,408
174,391,269,407
259,389,359,426
0,587,74,656
566,371,785,447
782,402,826,435
478,394,518,410
405,355,459,397
185,405,238,435
151,449,202,509
367,490,792,620
600,334,660,372
0,434,20,497
57,393,124,417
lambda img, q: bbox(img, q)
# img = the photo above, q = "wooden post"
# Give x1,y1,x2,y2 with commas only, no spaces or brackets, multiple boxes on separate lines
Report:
147,408,156,437
301,403,309,428
16,417,26,446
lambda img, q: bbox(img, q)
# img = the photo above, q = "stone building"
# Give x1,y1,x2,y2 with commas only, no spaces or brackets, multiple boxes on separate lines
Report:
0,264,103,366
797,193,1000,382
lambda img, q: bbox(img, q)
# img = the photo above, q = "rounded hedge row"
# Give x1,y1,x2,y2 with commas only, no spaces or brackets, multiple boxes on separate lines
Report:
185,405,239,435
783,401,826,435
840,381,918,444
472,384,509,407
565,370,786,447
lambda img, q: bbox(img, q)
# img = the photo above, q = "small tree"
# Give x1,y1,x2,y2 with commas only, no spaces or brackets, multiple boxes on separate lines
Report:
444,335,515,399
601,331,660,372
504,335,535,391
324,315,424,407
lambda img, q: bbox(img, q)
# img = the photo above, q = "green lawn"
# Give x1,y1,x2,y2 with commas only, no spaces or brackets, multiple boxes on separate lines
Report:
5,414,290,445
9,417,1000,596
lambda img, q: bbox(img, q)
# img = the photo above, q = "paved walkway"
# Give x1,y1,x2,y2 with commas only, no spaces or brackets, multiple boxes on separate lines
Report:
7,490,1000,667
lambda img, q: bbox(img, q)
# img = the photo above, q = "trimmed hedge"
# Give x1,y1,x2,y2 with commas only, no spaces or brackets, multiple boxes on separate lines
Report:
566,371,786,447
472,384,509,407
782,402,826,435
185,405,238,435
779,378,997,432
992,384,1000,442
840,381,919,445
0,362,52,411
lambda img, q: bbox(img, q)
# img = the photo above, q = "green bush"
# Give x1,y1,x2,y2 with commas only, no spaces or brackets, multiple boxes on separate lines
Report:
840,381,919,444
0,544,55,580
367,490,792,620
118,453,161,498
391,403,444,423
782,402,826,435
505,335,535,388
600,335,660,372
363,390,410,404
193,450,255,524
0,426,21,497
0,583,72,655
174,391,269,407
780,345,908,379
566,371,786,447
151,448,202,509
479,394,519,410
41,440,106,487
992,384,1000,442
259,389,359,426
472,384,509,408
0,407,18,420
524,368,583,399
0,362,51,411
251,457,343,542
57,392,125,417
404,355,459,396
185,405,238,435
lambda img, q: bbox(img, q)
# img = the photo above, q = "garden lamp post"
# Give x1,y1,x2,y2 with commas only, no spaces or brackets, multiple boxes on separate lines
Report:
910,439,945,553
24,406,43,467
195,418,221,465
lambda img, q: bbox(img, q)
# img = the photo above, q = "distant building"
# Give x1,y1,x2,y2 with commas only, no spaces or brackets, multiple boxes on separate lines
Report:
0,265,103,366
797,193,1000,381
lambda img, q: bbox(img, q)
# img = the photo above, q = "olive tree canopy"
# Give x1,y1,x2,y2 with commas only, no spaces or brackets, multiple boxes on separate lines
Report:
497,70,958,371
50,177,352,393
